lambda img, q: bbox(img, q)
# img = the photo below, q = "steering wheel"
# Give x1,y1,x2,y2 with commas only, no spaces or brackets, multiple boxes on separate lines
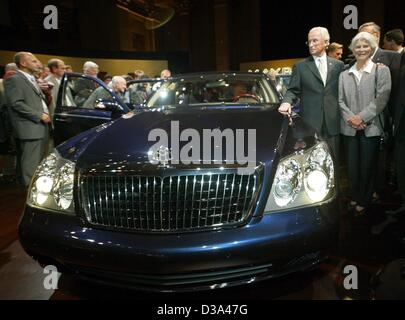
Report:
233,94,260,102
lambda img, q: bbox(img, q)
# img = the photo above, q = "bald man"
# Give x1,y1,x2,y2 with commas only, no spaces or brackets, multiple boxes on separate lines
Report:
4,52,51,186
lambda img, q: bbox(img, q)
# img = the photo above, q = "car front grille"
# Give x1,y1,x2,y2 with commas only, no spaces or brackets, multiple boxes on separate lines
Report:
80,171,260,232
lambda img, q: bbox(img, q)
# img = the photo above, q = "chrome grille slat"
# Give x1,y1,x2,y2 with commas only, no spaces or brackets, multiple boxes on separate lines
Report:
82,171,259,233
226,174,237,224
105,176,110,226
235,175,244,222
131,176,135,229
182,176,188,229
197,175,204,228
98,176,104,225
212,174,221,226
219,174,229,225
176,176,180,229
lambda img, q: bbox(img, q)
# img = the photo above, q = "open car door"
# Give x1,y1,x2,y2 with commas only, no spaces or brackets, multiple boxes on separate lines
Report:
53,73,130,146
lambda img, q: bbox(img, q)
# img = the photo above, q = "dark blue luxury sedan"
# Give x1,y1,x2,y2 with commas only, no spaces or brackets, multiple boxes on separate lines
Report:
19,72,339,292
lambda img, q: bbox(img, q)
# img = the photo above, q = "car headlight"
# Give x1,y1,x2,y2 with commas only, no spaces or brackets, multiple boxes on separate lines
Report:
265,141,335,213
27,150,76,214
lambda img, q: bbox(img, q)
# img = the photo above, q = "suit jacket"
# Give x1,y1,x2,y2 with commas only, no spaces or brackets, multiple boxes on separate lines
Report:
73,77,98,107
283,56,344,135
394,53,405,145
372,48,401,113
45,74,61,118
339,64,391,137
4,72,48,140
82,86,112,109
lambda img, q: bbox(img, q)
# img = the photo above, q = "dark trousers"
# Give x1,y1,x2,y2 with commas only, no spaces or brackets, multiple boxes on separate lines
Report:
395,141,405,206
343,132,380,207
324,134,340,165
321,122,340,165
16,136,48,186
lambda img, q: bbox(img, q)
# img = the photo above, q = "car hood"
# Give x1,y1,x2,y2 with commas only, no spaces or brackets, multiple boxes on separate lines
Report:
58,105,288,172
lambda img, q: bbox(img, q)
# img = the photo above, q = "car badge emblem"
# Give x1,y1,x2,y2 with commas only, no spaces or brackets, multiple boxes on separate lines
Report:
151,146,172,167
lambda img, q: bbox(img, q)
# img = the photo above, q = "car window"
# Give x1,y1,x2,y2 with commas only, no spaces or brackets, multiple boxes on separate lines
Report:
274,75,291,96
62,76,120,110
146,74,279,108
127,79,162,106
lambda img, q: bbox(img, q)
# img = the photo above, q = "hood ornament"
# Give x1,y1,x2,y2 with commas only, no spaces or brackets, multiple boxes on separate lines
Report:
150,146,172,167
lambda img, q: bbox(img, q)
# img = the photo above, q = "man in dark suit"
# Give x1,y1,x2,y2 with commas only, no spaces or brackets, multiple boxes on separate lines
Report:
4,52,51,186
389,53,405,214
279,27,344,159
359,23,401,111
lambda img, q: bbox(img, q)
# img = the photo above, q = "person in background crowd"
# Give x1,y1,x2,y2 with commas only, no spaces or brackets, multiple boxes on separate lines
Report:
103,74,112,85
388,53,405,215
34,63,53,110
0,63,18,184
83,76,127,109
129,75,152,105
327,42,344,60
122,74,134,82
279,27,344,160
160,69,171,79
45,58,66,118
65,65,73,73
339,32,391,216
4,52,51,186
383,29,404,54
134,69,145,80
73,61,99,107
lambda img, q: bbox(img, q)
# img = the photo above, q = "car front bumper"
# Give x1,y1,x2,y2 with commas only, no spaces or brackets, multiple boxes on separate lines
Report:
19,200,339,292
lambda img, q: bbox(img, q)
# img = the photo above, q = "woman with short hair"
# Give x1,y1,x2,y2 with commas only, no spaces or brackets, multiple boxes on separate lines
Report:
339,32,392,216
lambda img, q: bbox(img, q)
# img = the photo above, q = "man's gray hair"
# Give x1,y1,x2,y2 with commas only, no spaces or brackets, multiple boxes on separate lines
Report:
5,63,18,72
309,27,330,45
111,76,126,87
359,22,381,34
83,61,99,72
349,32,379,52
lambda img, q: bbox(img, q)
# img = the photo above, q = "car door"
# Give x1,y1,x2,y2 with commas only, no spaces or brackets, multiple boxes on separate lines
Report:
53,73,130,145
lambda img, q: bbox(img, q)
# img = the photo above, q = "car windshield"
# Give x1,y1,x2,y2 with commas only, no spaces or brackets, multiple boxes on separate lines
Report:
274,75,291,96
146,74,279,108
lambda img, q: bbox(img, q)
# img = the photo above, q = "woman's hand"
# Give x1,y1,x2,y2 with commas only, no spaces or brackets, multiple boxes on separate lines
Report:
348,115,365,129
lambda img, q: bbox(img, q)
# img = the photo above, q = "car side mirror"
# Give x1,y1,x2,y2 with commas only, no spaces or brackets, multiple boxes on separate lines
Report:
94,99,124,112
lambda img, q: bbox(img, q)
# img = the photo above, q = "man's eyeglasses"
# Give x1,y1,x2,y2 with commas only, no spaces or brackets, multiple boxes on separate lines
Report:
305,39,321,46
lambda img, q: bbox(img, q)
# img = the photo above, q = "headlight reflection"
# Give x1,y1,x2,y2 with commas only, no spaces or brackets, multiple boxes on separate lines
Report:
28,151,76,214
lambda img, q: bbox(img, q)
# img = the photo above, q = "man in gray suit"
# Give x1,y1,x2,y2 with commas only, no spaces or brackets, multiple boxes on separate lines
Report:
45,58,66,118
279,27,344,159
4,52,51,186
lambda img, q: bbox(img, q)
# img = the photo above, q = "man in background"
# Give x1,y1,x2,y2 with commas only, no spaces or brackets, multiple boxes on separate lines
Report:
0,63,18,184
73,61,99,107
83,76,127,109
45,58,66,118
327,42,344,60
383,29,404,54
4,52,51,186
